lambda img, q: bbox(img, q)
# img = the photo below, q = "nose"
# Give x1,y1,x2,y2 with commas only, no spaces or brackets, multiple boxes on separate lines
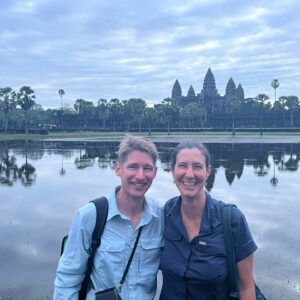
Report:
136,167,146,179
185,165,194,178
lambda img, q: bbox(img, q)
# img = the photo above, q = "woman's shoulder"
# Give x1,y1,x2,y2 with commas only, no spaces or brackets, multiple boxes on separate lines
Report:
164,196,180,213
207,193,245,224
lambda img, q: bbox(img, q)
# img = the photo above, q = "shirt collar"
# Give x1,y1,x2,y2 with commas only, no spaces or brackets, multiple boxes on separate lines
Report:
168,191,213,234
107,187,122,220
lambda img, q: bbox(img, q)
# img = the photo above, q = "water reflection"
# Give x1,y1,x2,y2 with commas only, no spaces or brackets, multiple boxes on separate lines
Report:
1,140,300,299
0,141,36,186
2,141,299,188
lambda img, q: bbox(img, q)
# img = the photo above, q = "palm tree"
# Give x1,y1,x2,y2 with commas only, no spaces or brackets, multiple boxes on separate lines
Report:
97,98,109,128
144,107,157,135
127,98,146,132
162,98,174,135
58,89,65,126
17,86,36,135
271,79,279,103
0,87,17,133
74,98,94,128
285,95,299,127
271,79,280,124
108,98,121,131
255,94,269,136
278,96,287,127
225,96,240,136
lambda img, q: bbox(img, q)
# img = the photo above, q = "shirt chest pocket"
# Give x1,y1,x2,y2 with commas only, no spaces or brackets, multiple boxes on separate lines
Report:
139,238,163,277
98,240,126,267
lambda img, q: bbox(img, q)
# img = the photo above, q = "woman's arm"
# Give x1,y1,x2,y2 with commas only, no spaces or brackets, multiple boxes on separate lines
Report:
237,253,256,300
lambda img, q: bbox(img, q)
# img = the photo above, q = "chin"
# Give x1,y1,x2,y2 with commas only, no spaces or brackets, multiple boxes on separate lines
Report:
131,188,149,198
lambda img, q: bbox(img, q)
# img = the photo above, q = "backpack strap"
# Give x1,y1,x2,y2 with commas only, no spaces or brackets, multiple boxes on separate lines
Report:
79,196,109,300
223,204,239,299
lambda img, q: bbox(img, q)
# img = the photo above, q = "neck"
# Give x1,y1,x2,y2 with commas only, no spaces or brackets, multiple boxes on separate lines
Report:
116,188,144,226
181,191,206,219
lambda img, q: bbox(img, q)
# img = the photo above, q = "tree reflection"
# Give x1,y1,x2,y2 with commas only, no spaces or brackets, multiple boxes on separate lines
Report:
0,141,36,186
60,155,66,176
160,151,172,172
18,140,36,186
18,160,36,186
1,141,300,188
74,148,95,169
270,161,278,187
0,153,18,186
253,146,270,176
206,168,216,191
278,145,299,172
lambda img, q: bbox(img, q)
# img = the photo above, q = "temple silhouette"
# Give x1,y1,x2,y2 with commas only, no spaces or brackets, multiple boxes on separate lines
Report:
171,68,245,112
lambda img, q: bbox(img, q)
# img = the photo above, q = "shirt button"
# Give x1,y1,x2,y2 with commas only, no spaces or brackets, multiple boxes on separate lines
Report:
129,286,135,290
128,225,132,229
105,246,110,250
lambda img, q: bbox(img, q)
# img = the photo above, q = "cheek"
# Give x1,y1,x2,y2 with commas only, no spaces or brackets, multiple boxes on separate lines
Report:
173,173,182,184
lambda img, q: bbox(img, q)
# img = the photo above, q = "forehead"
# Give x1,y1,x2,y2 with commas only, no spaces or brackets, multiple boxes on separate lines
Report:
123,150,154,165
176,147,205,162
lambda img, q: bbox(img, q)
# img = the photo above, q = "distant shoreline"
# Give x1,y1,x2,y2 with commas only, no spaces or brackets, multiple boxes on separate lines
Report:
1,131,300,143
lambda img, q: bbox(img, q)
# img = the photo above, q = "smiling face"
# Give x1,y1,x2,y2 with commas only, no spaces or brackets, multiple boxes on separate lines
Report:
115,150,157,201
172,147,211,201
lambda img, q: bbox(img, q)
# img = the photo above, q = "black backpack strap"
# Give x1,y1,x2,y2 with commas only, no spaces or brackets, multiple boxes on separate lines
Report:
79,196,109,300
118,226,143,292
223,204,239,299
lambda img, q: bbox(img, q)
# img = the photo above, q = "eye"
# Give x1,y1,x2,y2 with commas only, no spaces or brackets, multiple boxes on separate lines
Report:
194,164,203,170
128,164,138,169
144,166,154,171
177,163,186,168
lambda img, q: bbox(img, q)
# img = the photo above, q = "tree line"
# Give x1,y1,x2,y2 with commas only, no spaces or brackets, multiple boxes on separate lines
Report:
0,84,299,134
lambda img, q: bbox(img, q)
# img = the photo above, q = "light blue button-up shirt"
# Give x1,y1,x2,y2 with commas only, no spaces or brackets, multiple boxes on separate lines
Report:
54,189,164,300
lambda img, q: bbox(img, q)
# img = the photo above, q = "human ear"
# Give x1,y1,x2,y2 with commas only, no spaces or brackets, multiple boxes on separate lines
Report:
114,162,121,176
153,166,158,178
206,165,212,178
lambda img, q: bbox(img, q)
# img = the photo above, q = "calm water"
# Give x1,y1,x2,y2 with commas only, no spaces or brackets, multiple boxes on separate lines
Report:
0,139,300,300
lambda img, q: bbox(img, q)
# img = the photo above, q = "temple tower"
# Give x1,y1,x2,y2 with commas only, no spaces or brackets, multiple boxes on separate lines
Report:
225,77,237,98
236,83,245,101
172,79,182,99
201,68,219,96
187,85,196,97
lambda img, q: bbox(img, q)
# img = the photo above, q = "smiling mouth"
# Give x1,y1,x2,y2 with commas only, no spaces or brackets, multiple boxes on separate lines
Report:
183,182,196,186
132,182,147,186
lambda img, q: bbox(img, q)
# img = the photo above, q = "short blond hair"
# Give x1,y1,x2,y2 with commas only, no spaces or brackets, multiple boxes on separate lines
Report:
118,135,158,165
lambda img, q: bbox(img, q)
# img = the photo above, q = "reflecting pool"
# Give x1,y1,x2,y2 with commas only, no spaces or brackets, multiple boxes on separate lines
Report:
0,139,300,299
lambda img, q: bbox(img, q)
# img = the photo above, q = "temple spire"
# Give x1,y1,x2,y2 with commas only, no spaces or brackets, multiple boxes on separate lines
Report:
225,77,236,98
172,79,182,99
201,68,218,96
187,85,196,97
237,83,245,101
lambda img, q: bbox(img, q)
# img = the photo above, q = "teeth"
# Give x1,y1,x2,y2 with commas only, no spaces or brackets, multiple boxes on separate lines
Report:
183,182,196,186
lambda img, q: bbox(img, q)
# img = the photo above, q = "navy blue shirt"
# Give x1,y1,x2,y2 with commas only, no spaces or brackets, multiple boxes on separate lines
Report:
160,192,257,300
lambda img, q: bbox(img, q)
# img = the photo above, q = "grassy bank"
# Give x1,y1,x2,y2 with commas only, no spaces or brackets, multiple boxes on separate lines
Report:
1,130,300,141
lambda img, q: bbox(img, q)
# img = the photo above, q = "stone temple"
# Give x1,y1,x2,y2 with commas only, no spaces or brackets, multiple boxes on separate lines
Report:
171,68,245,112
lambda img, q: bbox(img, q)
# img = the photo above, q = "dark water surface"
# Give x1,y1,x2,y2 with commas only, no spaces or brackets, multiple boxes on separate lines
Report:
0,139,300,299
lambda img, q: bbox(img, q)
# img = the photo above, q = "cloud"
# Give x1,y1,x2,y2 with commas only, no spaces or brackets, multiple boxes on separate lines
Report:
0,0,299,107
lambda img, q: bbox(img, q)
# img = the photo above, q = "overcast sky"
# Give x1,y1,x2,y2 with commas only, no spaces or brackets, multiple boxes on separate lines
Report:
1,0,300,108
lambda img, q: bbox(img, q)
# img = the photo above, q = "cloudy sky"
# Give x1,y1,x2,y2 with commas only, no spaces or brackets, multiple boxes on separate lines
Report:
1,0,300,108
